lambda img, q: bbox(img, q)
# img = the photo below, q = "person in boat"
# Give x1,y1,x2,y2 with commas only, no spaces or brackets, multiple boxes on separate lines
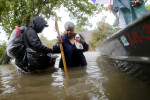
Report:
15,16,55,72
108,0,148,29
53,21,89,68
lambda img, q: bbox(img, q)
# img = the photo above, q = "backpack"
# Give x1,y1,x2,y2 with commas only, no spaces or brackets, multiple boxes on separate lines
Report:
6,26,27,58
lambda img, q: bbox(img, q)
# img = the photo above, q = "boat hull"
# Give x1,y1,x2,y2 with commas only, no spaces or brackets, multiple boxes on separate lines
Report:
96,12,150,83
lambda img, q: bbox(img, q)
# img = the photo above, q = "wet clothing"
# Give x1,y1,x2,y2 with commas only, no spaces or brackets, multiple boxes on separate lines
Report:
113,0,148,26
15,16,53,72
53,33,89,68
70,44,82,67
25,16,52,53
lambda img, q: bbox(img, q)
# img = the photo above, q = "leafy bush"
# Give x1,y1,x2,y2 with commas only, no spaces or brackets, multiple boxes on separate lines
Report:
0,42,6,58
39,34,56,48
89,18,118,49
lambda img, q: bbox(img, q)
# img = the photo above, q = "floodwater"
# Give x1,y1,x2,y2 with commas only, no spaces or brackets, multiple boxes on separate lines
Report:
0,52,150,100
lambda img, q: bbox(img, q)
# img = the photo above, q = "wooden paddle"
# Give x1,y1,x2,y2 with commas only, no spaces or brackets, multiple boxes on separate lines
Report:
55,18,69,79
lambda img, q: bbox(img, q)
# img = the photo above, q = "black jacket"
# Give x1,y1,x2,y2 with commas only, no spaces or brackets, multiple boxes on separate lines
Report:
15,16,52,71
25,16,52,54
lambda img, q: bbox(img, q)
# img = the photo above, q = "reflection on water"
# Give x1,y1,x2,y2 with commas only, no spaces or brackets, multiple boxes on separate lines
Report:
0,52,150,100
97,57,150,100
0,64,17,95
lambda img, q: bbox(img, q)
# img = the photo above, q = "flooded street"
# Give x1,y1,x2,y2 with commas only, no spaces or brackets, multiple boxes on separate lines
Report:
0,52,150,100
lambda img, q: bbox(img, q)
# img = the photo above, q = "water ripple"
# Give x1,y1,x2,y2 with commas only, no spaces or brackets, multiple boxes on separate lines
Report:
0,65,16,95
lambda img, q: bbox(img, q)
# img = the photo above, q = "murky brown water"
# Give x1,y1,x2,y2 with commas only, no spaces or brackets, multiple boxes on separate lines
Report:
0,52,150,100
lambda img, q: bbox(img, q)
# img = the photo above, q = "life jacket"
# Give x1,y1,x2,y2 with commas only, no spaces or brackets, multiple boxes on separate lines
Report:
6,26,27,58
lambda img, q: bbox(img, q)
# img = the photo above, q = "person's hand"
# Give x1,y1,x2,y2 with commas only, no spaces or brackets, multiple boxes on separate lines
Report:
79,38,84,44
130,0,143,7
57,35,62,44
108,5,118,13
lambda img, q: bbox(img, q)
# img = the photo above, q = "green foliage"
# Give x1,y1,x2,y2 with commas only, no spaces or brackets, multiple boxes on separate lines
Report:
0,0,103,39
113,18,119,27
74,24,87,33
89,17,117,49
0,42,6,58
39,34,56,48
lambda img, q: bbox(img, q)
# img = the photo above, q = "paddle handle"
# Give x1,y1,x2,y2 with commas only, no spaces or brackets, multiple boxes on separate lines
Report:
59,43,69,78
55,18,69,79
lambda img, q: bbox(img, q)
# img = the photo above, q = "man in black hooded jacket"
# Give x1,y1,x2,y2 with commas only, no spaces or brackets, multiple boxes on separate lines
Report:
15,16,53,72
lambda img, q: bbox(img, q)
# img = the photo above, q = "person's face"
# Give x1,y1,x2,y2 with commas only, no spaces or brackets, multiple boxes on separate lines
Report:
75,37,80,42
65,27,74,38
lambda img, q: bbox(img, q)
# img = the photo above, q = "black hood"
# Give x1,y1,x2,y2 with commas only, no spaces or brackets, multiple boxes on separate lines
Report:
29,16,47,33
